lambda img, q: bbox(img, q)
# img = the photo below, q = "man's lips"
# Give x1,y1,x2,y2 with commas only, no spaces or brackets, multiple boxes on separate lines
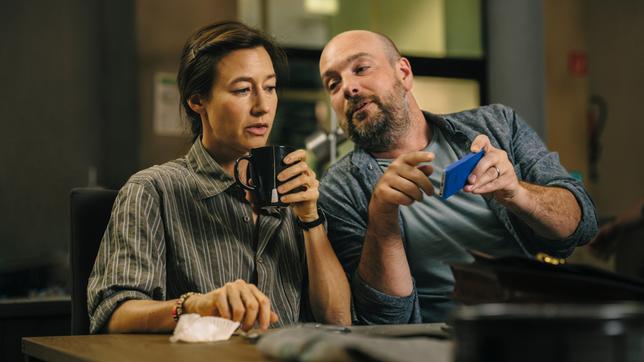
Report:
355,100,370,112
349,100,371,118
245,123,269,136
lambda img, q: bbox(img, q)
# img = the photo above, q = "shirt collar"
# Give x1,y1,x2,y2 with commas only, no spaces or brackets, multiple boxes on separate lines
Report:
186,138,237,200
349,111,474,167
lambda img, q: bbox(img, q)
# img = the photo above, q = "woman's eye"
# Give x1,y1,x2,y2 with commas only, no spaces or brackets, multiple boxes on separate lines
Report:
265,85,277,93
233,88,250,95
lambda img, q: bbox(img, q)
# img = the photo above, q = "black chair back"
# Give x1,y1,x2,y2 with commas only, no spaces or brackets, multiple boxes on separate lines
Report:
69,187,118,335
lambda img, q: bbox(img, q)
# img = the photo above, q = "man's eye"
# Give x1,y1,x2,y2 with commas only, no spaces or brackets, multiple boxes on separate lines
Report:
356,66,369,74
327,81,338,91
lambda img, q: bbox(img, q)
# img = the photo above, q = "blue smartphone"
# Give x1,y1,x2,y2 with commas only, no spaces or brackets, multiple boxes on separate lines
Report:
437,150,485,199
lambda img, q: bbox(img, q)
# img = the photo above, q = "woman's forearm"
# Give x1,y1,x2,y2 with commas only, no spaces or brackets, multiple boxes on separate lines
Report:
303,225,351,326
107,299,177,333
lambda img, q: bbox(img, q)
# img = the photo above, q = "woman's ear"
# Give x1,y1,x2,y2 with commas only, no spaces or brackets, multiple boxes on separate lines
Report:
187,94,205,115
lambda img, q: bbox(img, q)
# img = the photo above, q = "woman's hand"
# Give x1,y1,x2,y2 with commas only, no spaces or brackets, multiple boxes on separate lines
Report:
183,279,278,331
277,149,320,222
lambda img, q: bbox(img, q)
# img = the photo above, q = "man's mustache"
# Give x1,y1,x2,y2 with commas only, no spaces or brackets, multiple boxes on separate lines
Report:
346,95,379,120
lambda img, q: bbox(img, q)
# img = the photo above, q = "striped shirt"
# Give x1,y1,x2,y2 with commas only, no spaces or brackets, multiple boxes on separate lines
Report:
87,139,308,334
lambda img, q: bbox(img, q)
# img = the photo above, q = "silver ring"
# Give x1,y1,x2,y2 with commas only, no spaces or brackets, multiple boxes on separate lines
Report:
493,166,501,179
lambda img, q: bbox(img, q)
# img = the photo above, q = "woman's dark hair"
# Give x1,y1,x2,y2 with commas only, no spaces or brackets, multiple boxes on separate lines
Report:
177,21,287,140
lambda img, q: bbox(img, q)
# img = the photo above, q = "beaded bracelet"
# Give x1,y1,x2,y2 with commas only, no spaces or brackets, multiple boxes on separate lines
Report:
172,292,199,322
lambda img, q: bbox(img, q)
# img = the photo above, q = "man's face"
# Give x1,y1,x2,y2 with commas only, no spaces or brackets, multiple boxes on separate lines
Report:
319,31,411,152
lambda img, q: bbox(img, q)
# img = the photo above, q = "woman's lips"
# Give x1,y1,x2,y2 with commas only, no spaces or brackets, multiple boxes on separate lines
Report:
245,124,269,136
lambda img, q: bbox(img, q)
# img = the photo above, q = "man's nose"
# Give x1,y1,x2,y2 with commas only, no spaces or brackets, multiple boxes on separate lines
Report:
342,78,361,99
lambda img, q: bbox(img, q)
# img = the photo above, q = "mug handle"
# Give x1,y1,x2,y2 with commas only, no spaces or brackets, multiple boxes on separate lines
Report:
234,155,256,191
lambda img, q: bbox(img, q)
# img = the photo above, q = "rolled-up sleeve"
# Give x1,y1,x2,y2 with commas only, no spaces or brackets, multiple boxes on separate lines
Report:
351,272,421,324
504,106,599,257
320,163,420,325
87,181,167,334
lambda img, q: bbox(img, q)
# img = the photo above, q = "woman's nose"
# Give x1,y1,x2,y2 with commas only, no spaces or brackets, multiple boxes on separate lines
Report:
251,90,270,115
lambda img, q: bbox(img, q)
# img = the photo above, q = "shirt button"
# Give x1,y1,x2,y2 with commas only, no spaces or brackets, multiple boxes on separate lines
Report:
368,164,373,170
243,216,250,223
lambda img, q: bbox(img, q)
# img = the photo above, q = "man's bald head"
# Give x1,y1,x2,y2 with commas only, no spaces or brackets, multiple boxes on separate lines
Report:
321,30,401,68
373,32,402,64
319,30,417,154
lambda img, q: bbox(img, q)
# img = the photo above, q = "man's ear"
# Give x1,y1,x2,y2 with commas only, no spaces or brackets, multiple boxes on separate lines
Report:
187,94,205,115
397,57,414,91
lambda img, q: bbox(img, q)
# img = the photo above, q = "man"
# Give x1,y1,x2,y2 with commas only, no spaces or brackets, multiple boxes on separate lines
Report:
317,30,598,324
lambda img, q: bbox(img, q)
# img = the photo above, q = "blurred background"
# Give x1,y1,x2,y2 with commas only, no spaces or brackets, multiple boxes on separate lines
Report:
0,0,642,314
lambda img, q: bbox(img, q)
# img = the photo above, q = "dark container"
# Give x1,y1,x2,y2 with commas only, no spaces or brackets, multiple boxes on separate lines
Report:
452,303,644,362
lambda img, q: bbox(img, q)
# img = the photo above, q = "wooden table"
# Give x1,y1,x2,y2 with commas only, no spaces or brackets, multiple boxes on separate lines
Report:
22,324,451,362
23,334,265,362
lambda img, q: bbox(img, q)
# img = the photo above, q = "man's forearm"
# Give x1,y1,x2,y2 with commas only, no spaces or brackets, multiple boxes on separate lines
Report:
504,181,581,240
358,212,414,297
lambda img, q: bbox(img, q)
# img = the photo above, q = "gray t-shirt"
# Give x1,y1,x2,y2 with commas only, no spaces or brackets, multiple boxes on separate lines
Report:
376,127,522,322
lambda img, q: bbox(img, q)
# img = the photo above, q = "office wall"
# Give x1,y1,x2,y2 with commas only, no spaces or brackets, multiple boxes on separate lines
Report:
0,0,103,283
0,0,238,293
489,0,644,218
136,0,237,168
586,0,644,216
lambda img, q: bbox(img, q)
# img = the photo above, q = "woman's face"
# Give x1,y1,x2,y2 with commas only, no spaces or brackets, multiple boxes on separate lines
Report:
199,46,277,158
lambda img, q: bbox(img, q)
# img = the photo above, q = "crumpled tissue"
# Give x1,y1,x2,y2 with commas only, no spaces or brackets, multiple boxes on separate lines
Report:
169,313,240,343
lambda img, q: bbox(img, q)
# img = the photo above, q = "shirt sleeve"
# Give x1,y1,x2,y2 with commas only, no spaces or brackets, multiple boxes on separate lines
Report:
86,180,167,334
319,165,420,324
502,105,599,257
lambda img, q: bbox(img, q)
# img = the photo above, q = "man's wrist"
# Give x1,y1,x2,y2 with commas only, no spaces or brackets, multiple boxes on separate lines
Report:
367,207,401,240
498,182,532,211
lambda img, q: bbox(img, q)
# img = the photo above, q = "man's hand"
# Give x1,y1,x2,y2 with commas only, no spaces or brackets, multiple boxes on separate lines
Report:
464,135,582,240
359,151,433,297
369,151,435,217
184,279,279,331
464,134,521,204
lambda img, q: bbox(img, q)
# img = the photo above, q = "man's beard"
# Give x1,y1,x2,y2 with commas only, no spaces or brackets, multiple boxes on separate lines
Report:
344,81,410,153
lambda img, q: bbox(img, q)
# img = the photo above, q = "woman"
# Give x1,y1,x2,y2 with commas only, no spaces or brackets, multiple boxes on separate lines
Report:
87,21,350,333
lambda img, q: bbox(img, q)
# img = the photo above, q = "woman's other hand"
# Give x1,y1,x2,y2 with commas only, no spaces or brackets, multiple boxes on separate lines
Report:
277,149,320,222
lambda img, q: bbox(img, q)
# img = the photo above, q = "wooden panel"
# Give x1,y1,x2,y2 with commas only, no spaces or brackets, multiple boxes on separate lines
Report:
23,334,265,362
585,0,644,215
543,0,589,177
